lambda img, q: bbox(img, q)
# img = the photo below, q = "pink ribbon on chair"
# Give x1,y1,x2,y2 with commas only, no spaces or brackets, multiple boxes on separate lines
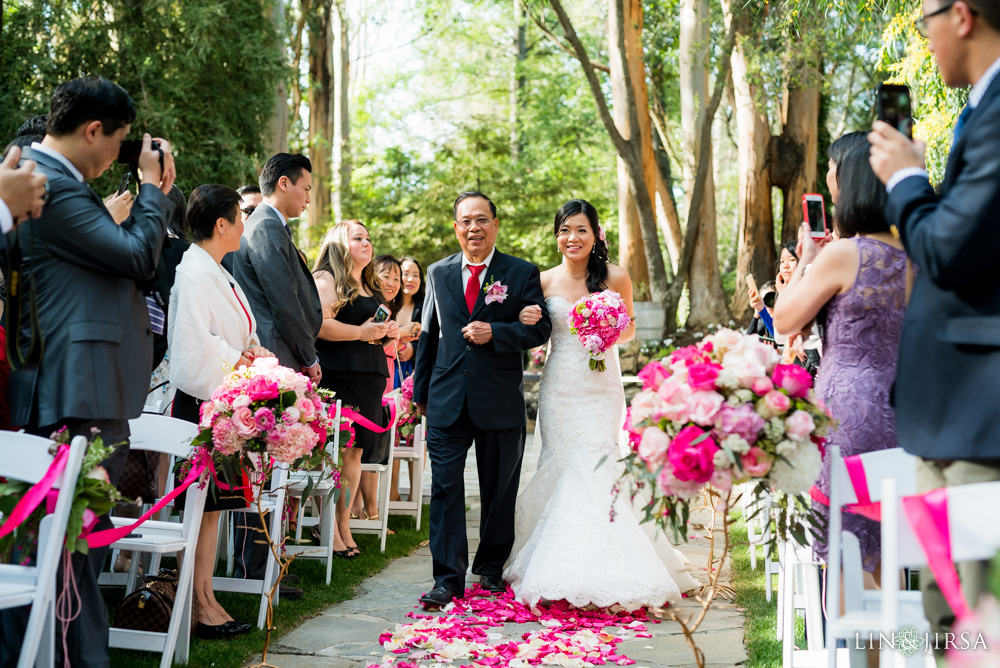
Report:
0,443,69,539
809,453,883,521
902,487,971,620
334,396,398,434
84,451,212,549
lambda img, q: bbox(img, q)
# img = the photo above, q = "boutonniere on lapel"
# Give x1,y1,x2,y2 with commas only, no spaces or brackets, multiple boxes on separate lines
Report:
483,276,508,305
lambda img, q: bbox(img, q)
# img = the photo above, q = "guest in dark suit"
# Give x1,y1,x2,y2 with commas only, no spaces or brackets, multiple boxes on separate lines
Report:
229,153,321,591
869,0,1000,643
0,74,176,668
412,191,552,607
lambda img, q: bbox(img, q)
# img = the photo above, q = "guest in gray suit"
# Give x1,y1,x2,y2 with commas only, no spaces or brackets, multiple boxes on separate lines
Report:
229,153,322,589
1,74,176,668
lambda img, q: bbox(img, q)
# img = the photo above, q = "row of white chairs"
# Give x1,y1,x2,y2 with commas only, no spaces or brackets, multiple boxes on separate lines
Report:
0,398,426,668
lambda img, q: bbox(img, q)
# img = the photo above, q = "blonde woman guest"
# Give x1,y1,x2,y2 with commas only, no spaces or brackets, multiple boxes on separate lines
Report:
167,184,273,639
313,221,399,556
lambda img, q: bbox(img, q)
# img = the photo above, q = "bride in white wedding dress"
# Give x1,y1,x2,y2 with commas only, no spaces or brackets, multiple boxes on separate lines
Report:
503,199,699,610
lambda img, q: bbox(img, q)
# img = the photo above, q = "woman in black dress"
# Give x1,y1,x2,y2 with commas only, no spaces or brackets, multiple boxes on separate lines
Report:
312,221,399,556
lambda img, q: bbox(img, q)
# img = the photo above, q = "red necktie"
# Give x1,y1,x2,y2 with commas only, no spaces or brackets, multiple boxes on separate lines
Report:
465,264,485,314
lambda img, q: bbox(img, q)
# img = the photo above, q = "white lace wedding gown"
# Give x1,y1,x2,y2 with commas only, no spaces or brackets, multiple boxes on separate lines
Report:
504,296,700,610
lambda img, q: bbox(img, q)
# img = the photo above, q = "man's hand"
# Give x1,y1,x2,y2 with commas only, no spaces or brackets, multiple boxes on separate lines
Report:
868,120,925,185
519,304,543,325
302,361,322,384
0,146,48,224
415,402,427,417
138,134,176,195
462,321,493,346
104,189,134,224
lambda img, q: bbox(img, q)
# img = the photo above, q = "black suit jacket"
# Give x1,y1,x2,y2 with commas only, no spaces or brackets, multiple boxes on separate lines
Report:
889,74,1000,461
8,148,171,428
412,250,551,430
230,204,322,369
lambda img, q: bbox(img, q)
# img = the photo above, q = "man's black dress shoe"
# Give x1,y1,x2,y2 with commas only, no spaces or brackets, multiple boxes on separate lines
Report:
419,586,461,608
480,575,506,594
281,573,300,584
280,585,304,600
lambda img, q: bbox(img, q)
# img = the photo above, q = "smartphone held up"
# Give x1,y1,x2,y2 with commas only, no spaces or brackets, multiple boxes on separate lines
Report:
802,193,828,239
876,83,914,139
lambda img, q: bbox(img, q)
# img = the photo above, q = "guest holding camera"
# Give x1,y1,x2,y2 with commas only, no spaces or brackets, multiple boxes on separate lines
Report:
1,74,175,668
746,279,776,338
313,221,399,556
167,184,272,639
868,0,1000,642
774,143,906,586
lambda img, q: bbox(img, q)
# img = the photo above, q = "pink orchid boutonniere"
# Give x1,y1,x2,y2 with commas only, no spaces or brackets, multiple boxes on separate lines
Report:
483,276,508,305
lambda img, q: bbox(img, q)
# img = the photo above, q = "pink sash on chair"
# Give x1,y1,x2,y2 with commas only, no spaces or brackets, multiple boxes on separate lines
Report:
902,488,971,621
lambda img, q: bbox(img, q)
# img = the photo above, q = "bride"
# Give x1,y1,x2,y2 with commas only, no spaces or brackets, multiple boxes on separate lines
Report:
504,199,698,610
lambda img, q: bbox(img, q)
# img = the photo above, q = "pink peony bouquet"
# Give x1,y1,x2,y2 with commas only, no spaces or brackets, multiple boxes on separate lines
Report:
193,357,337,471
394,375,421,449
566,290,631,372
622,328,834,542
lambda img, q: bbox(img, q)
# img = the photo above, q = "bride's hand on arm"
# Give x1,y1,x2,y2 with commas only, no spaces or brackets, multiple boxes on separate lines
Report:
519,304,543,325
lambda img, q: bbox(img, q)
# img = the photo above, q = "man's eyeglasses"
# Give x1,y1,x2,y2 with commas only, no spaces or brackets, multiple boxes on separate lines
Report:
456,217,491,230
241,205,256,216
913,1,977,38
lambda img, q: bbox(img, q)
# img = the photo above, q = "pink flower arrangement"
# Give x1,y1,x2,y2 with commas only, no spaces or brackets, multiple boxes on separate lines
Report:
194,357,336,466
395,375,421,449
566,290,632,372
622,327,834,541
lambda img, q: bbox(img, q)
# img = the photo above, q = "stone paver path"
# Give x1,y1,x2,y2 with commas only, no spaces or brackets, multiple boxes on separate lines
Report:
257,431,746,668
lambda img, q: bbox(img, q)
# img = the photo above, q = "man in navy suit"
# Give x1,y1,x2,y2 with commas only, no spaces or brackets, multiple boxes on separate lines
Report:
869,0,1000,643
412,191,552,607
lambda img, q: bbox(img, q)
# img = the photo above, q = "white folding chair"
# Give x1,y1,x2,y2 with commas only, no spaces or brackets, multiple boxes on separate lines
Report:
880,479,1000,668
350,394,400,552
104,414,208,668
825,445,922,668
742,482,767,570
387,415,425,529
215,462,288,629
0,433,86,668
284,400,343,584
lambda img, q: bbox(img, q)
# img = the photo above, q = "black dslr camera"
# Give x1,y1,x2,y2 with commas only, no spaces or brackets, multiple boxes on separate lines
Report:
117,140,164,173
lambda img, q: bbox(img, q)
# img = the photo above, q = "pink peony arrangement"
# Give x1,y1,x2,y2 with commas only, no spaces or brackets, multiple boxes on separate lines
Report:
623,328,834,541
194,357,335,467
395,375,421,449
566,290,631,372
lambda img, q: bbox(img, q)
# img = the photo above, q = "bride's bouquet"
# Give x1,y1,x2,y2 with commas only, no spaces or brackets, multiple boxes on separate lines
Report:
566,290,631,372
622,328,834,543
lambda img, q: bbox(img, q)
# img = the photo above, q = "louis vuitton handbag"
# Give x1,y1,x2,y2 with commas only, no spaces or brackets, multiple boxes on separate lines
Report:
113,569,199,635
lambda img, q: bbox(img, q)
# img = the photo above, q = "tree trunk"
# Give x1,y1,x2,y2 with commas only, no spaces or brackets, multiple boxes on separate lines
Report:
608,0,652,298
332,0,352,222
778,77,820,243
510,0,527,162
265,0,289,155
727,8,775,322
307,0,334,237
679,0,730,328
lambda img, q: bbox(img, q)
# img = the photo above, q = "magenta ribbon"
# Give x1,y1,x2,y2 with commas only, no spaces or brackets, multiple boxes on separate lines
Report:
809,453,883,521
84,452,210,549
332,396,398,445
902,487,970,620
0,444,70,539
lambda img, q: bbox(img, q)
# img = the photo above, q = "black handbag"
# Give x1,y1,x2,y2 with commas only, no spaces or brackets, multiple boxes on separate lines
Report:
113,569,199,635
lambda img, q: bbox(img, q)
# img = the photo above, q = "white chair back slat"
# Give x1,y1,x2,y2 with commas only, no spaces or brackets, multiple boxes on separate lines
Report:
829,447,919,506
946,481,1000,562
0,432,84,487
128,414,199,458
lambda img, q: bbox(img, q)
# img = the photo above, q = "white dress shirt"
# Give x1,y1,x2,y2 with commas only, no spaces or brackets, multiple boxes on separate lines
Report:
461,246,497,291
887,56,1000,192
168,244,260,400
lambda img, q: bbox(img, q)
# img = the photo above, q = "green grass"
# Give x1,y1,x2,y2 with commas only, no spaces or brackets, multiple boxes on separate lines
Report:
730,515,806,667
105,508,429,668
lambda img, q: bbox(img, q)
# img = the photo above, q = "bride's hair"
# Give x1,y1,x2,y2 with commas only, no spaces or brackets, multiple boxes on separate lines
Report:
553,199,609,293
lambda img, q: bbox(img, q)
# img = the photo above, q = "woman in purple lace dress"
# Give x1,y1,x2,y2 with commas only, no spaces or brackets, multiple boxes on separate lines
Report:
774,143,908,584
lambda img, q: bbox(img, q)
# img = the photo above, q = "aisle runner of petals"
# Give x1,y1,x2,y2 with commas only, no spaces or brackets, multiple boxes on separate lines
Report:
368,585,664,668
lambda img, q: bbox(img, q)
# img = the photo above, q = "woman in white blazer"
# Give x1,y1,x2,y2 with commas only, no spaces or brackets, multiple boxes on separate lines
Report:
167,184,272,639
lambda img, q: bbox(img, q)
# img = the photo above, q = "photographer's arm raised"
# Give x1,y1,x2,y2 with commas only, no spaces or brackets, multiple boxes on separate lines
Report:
773,230,858,336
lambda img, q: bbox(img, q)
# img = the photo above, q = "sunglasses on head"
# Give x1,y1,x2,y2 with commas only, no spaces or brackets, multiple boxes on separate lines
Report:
241,205,256,216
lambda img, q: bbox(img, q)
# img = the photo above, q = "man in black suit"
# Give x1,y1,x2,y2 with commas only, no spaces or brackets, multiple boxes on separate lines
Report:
0,75,176,667
412,191,552,607
869,0,1000,642
229,154,321,596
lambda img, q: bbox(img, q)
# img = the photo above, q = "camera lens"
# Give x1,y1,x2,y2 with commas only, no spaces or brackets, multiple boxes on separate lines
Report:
763,292,776,308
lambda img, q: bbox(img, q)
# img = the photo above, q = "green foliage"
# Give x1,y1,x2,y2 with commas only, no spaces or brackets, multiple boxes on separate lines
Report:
1,0,285,196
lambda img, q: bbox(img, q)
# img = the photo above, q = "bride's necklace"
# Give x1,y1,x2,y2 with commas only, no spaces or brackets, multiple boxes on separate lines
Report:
564,265,587,280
